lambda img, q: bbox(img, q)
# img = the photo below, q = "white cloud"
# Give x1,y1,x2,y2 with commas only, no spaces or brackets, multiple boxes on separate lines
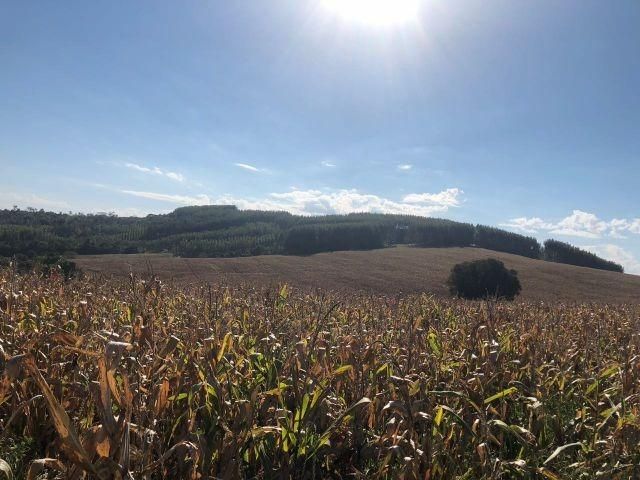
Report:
234,163,261,173
165,171,185,182
121,190,211,205
583,244,640,275
321,160,336,168
114,186,463,217
3,185,464,220
500,217,555,234
124,162,185,182
502,210,640,239
102,207,153,217
607,218,640,237
398,164,413,171
402,189,463,208
550,210,609,238
218,187,464,217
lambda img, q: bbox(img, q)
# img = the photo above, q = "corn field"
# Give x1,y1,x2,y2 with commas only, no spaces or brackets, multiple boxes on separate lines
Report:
1,269,639,479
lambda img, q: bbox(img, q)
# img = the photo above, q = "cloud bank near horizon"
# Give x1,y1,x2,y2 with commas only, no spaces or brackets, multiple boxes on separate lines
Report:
0,185,464,218
218,188,463,216
501,210,640,274
118,187,464,217
502,210,640,239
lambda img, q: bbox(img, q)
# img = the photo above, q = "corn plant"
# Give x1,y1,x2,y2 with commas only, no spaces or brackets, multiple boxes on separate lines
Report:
0,270,639,478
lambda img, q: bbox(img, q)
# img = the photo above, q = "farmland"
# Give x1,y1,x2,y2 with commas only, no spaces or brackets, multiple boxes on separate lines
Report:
74,246,640,303
1,269,639,479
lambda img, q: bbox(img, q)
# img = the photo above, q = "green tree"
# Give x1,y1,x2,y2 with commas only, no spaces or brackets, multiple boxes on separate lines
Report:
447,258,522,300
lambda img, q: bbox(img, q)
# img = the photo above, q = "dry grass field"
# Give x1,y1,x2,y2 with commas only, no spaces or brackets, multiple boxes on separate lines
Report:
74,246,640,303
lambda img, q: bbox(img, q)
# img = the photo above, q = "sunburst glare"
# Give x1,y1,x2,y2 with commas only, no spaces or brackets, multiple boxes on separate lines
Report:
322,0,421,27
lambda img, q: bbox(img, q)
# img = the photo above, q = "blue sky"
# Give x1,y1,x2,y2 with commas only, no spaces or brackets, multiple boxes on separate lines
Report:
1,1,639,272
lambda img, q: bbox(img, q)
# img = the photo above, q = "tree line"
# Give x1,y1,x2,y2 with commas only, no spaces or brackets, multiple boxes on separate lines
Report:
542,239,623,272
0,205,624,272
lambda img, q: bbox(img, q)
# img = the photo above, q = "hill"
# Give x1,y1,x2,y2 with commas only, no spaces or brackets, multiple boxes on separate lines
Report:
74,246,640,303
0,206,624,272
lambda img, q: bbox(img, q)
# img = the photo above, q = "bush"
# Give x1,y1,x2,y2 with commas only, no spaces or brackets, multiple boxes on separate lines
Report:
447,258,521,300
35,255,79,280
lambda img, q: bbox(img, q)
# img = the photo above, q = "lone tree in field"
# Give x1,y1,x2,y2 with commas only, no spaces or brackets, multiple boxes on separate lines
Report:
447,258,521,300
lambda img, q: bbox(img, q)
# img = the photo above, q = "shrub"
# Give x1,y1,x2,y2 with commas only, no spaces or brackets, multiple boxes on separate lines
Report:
35,255,79,280
447,258,521,300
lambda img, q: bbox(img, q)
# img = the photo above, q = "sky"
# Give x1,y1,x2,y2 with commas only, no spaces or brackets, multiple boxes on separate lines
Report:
1,1,639,273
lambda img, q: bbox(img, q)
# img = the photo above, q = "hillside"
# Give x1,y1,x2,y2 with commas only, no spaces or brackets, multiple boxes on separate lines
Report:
0,206,625,272
74,246,640,303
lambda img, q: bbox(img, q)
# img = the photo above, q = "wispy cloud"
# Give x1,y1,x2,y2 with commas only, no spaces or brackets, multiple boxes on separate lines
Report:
321,160,336,168
218,187,464,217
124,162,185,182
0,192,70,210
398,164,413,171
501,210,640,239
234,163,262,173
121,190,211,205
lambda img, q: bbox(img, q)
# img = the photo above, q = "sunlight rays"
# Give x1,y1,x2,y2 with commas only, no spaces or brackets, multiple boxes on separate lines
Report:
321,0,421,27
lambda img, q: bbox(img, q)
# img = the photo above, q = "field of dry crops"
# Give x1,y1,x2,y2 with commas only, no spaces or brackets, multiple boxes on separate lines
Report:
74,246,640,303
1,270,640,479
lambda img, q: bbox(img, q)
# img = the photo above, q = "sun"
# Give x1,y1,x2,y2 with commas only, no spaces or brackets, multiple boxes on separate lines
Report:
322,0,421,27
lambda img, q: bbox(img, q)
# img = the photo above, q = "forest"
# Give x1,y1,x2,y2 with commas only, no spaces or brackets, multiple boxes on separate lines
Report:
0,205,624,272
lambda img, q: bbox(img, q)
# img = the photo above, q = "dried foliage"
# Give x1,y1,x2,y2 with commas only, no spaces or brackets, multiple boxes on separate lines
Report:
1,269,639,479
